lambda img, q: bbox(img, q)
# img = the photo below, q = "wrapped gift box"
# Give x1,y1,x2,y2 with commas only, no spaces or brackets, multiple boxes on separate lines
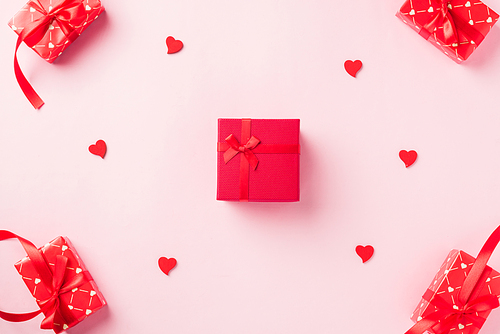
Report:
8,0,104,63
396,0,499,63
409,249,500,334
217,118,300,202
15,236,106,333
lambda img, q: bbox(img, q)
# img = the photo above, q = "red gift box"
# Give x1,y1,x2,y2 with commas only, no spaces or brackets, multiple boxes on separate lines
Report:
217,118,300,202
9,0,104,63
8,0,105,109
405,226,500,334
0,231,106,333
396,0,499,63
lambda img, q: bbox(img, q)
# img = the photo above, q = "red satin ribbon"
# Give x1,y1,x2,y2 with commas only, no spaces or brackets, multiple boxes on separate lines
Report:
419,0,485,47
0,230,92,331
217,119,300,201
14,0,87,109
405,224,500,334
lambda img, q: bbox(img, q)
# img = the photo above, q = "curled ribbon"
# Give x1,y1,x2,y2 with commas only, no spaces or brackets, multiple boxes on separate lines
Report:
418,0,485,47
0,230,92,331
405,224,500,334
14,0,88,109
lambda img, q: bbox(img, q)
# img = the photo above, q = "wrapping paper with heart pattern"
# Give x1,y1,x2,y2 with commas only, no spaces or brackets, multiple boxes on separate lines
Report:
410,249,500,334
8,0,104,63
396,0,499,63
14,236,106,333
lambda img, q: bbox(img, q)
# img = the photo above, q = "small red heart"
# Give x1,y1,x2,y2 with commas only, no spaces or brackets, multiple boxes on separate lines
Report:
166,36,183,54
158,257,177,276
355,245,374,263
88,140,106,159
399,150,418,168
344,60,362,77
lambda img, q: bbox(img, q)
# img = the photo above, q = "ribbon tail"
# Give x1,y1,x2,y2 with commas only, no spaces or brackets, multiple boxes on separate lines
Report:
14,34,44,109
0,309,42,322
40,300,59,330
245,151,259,170
442,13,459,45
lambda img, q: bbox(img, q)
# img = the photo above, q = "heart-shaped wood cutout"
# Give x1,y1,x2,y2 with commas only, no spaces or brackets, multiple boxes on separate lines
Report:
344,60,362,77
88,140,106,159
166,36,183,54
399,150,418,168
355,245,374,263
158,257,177,276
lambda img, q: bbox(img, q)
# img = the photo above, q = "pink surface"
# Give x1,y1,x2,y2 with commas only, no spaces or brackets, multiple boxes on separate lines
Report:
3,0,500,333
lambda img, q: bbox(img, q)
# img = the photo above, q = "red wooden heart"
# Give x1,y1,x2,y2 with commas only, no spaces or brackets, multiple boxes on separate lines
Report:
88,140,106,159
158,257,177,276
166,36,183,54
399,150,418,168
344,60,362,77
355,245,374,263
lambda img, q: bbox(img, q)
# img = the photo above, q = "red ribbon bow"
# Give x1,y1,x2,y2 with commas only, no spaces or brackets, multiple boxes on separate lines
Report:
407,290,500,334
14,0,88,109
418,0,485,47
405,224,500,334
223,134,261,170
0,230,91,332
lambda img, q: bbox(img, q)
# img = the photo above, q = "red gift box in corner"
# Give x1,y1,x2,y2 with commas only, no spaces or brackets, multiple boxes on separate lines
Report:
217,118,300,202
405,225,500,334
0,231,106,333
8,0,105,109
396,0,499,63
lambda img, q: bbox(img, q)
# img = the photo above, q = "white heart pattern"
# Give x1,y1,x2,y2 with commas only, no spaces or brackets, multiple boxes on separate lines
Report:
465,1,471,7
76,268,82,274
90,290,97,296
417,316,423,321
86,5,91,10
48,42,54,48
458,324,465,330
68,305,73,310
453,305,459,310
29,7,36,12
428,6,434,12
62,245,68,251
461,263,467,269
409,9,415,15
448,286,454,293
487,277,492,282
72,288,78,293
63,324,68,330
35,278,41,284
469,19,474,25
86,309,92,315
487,17,493,23
11,25,17,31
448,3,453,9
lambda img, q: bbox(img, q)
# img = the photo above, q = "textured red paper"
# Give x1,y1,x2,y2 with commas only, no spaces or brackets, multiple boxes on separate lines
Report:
396,0,499,63
8,0,105,63
217,119,300,202
410,249,500,334
14,236,106,333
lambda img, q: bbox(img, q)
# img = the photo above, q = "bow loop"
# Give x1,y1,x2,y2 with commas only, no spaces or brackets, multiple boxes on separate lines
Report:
223,134,260,170
419,0,459,45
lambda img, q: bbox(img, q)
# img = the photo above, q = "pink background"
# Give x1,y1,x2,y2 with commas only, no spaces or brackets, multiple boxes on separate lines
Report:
3,0,500,333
